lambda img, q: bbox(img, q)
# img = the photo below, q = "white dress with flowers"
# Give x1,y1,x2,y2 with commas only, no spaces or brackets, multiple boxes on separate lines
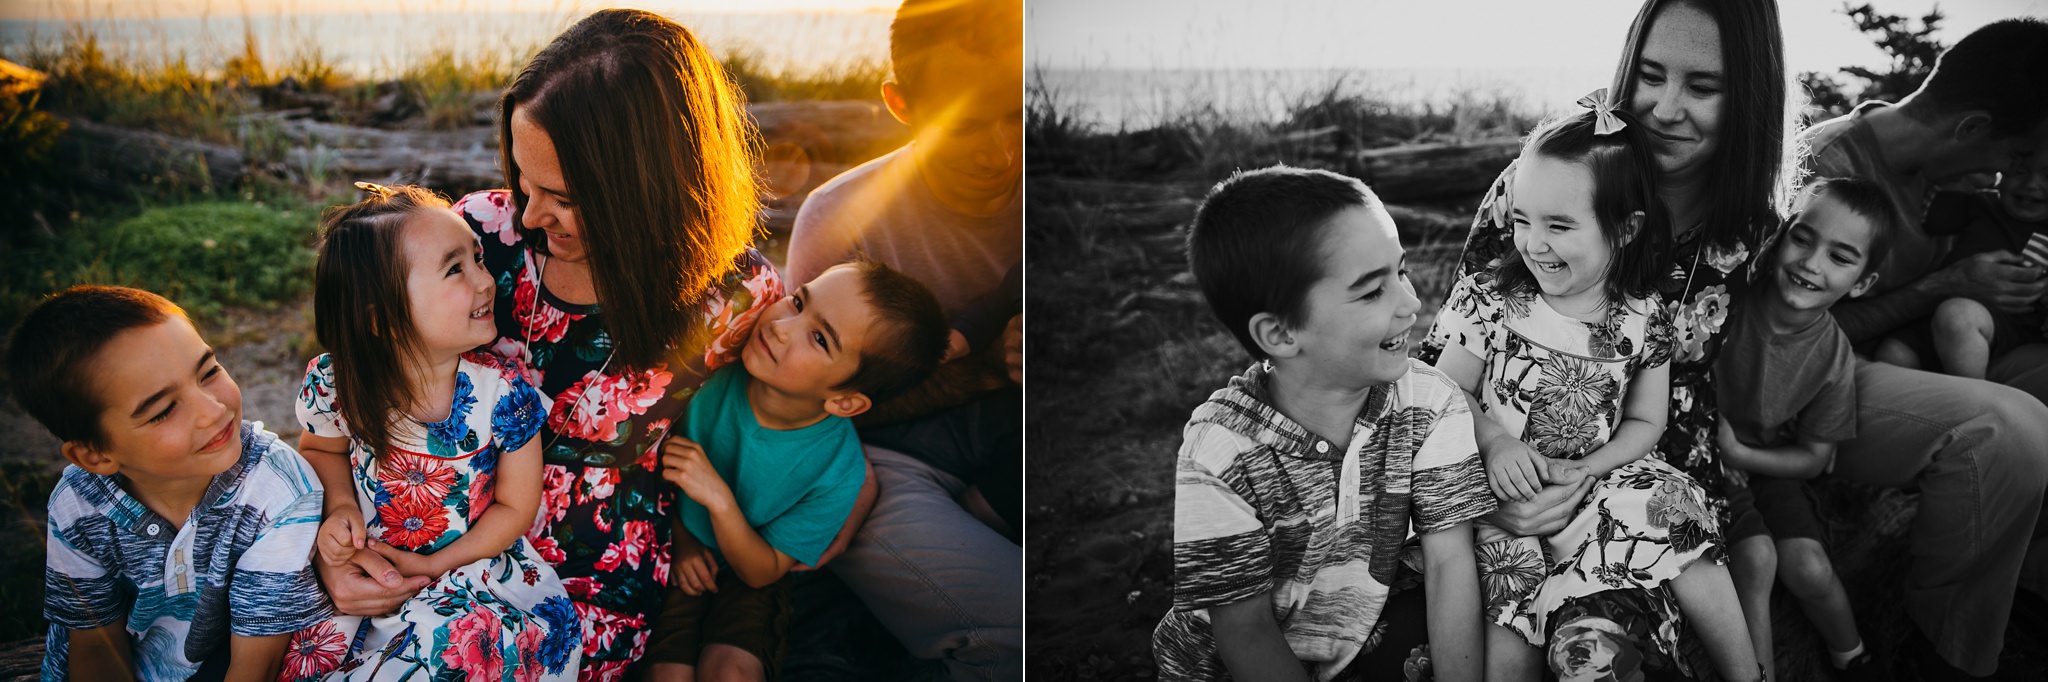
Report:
283,353,582,681
1431,273,1722,659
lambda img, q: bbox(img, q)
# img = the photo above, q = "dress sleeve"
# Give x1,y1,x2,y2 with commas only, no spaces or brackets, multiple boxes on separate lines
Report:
490,366,550,452
295,354,348,438
1417,160,1519,366
42,476,123,631
702,250,787,372
229,445,333,636
1169,422,1273,612
1640,292,1675,371
1429,272,1497,362
1410,370,1497,535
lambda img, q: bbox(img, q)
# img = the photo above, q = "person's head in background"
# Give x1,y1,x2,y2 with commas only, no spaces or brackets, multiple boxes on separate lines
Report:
884,0,1024,217
1893,18,2048,183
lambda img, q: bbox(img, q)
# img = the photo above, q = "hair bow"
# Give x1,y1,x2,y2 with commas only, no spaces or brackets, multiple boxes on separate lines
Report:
354,181,395,197
1576,88,1626,136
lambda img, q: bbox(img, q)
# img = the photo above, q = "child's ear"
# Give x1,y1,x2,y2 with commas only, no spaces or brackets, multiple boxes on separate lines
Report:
1849,271,1881,298
1248,312,1300,359
61,440,121,476
824,392,873,419
1953,112,1995,143
880,80,912,127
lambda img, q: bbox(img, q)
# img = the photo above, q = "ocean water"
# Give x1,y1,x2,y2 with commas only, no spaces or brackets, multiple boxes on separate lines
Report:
0,10,890,77
1032,66,1614,130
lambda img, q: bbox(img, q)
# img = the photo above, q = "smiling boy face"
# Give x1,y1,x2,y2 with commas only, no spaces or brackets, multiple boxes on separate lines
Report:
1771,192,1881,312
1999,151,2048,223
1286,205,1422,388
68,315,244,484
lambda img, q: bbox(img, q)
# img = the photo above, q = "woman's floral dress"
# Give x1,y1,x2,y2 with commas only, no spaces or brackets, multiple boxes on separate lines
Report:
286,353,582,681
453,190,782,680
1419,161,1767,679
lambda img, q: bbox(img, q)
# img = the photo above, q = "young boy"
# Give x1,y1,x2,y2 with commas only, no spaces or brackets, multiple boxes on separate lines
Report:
1714,178,1896,681
9,286,330,681
648,260,949,681
1152,166,1492,682
1876,151,2048,378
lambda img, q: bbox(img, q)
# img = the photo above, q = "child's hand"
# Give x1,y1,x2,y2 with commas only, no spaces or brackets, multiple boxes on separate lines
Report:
671,535,720,596
367,542,441,580
1485,437,1546,502
660,436,735,513
318,508,367,565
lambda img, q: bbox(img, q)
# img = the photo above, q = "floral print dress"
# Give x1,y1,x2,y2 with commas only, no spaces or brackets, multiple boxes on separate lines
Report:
1419,161,1767,679
1433,273,1719,656
288,353,582,681
452,190,782,681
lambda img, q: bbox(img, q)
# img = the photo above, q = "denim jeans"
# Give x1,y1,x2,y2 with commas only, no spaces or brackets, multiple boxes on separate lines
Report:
1832,356,2048,677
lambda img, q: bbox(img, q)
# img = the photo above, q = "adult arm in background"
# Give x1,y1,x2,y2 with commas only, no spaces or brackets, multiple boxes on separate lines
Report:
1828,250,2046,342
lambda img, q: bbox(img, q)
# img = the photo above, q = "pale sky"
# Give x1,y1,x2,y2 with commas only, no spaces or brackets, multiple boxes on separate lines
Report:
1,0,893,20
1029,0,2048,75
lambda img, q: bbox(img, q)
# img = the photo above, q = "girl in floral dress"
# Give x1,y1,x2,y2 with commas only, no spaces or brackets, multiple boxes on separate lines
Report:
1429,104,1758,681
284,184,581,681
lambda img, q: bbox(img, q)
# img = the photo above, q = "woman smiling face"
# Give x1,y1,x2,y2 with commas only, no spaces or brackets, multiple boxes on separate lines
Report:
1627,1,1724,181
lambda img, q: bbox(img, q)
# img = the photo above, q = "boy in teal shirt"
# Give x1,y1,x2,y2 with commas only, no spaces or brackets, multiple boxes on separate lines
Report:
648,260,949,681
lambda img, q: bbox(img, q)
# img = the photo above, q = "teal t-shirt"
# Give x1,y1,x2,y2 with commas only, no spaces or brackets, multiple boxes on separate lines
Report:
676,364,866,567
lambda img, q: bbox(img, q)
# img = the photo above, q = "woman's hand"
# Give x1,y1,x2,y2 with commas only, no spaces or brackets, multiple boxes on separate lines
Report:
1486,469,1595,537
1934,251,2048,313
367,542,444,580
315,545,430,616
317,507,366,565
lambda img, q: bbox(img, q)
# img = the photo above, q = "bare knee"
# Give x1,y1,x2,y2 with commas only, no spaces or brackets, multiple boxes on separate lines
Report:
1934,297,1993,342
648,662,695,682
696,644,767,682
1730,536,1777,594
1775,539,1838,600
1874,337,1922,369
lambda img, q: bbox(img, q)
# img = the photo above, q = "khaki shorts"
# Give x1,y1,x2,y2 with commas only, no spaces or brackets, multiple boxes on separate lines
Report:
641,572,792,678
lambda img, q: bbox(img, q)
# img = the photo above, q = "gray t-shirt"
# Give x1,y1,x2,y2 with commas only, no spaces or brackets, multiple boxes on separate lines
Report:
786,145,1022,320
1713,292,1859,448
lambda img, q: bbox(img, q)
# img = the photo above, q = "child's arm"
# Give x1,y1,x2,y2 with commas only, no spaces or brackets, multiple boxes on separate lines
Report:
299,433,365,564
1209,592,1312,682
1573,360,1670,478
659,436,795,588
1436,344,1552,501
68,624,136,682
223,633,290,682
371,437,543,577
1421,521,1484,682
1714,417,1837,479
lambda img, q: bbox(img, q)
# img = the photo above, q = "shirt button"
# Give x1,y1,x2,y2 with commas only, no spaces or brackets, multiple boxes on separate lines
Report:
1315,441,1330,454
146,523,160,535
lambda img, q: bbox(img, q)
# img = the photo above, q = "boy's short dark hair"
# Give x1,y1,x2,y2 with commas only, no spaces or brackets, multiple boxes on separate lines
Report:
1186,166,1381,360
6,285,184,447
888,0,1020,98
831,260,950,405
1800,176,1898,276
1915,18,2048,138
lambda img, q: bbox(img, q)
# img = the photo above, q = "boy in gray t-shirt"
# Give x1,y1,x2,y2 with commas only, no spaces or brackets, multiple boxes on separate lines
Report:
1713,178,1897,680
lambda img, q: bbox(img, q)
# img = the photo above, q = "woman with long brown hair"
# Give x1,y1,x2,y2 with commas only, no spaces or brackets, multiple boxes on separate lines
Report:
312,10,796,679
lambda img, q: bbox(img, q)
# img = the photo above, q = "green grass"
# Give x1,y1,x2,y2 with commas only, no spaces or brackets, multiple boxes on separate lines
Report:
0,198,321,332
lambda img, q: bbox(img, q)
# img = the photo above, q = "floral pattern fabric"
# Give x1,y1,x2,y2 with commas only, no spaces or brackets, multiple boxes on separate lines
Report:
288,353,580,681
1420,162,1766,676
453,190,782,679
1431,273,1720,665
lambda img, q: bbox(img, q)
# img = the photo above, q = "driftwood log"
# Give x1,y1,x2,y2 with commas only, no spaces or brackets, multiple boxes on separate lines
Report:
1341,138,1519,204
47,100,911,217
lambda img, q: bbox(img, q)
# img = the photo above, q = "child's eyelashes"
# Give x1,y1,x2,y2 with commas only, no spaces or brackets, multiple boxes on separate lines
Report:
812,330,828,350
